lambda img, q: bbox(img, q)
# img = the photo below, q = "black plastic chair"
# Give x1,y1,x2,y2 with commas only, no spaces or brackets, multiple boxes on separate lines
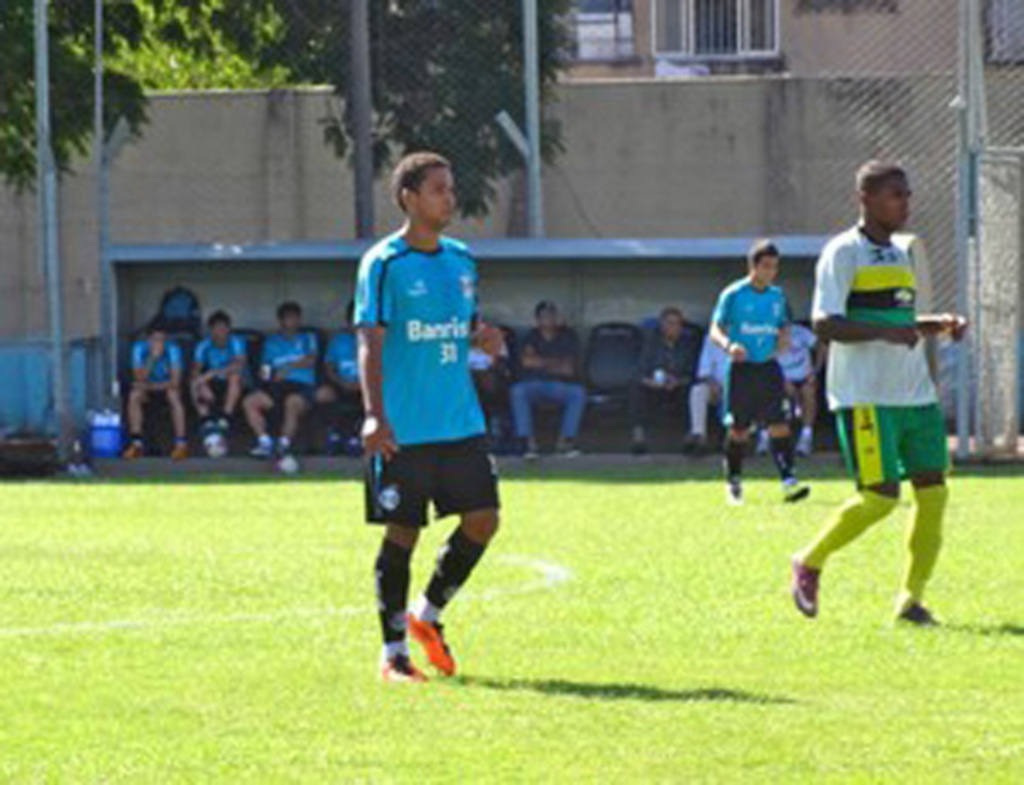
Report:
583,322,644,408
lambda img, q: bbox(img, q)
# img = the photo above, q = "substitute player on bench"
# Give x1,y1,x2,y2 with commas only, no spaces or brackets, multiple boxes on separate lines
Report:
791,161,967,626
356,152,504,683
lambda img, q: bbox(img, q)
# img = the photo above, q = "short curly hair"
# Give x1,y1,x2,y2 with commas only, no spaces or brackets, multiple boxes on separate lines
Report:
390,152,452,213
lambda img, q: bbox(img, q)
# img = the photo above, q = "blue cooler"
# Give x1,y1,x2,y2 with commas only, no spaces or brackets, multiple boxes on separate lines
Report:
88,410,123,458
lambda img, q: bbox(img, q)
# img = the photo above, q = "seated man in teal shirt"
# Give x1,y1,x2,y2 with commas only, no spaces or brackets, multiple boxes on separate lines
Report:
123,321,188,460
315,301,364,453
243,301,319,461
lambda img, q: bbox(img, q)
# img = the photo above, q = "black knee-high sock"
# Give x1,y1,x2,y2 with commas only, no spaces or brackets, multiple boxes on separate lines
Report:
424,529,487,612
375,539,412,645
724,438,745,481
770,435,796,481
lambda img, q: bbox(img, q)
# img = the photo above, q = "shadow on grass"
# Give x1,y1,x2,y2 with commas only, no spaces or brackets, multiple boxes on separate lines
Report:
948,622,1024,638
453,675,795,705
10,456,1021,486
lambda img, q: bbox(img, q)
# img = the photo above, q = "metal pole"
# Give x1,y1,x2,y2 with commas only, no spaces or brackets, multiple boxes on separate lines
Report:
351,0,375,238
36,0,69,454
523,0,545,237
95,0,115,405
953,0,973,459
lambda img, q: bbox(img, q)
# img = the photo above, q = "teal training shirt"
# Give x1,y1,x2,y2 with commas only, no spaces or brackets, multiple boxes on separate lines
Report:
712,278,789,364
354,232,485,447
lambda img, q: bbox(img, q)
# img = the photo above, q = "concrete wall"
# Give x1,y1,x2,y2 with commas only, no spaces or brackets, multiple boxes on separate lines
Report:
0,72,958,341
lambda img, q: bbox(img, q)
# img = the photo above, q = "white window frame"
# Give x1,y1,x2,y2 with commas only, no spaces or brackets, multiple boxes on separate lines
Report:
652,0,781,61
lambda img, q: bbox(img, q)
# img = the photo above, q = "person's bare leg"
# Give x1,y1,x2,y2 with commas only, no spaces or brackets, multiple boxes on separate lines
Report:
192,381,212,418
244,392,271,438
127,387,147,436
801,382,818,428
224,376,243,417
281,394,308,441
166,389,187,441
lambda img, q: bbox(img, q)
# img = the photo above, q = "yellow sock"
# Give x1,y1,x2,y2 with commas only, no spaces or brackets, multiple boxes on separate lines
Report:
897,484,948,611
800,491,899,569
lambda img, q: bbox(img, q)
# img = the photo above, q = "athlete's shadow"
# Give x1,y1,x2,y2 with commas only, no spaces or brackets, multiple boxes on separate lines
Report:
948,622,1024,638
454,676,795,705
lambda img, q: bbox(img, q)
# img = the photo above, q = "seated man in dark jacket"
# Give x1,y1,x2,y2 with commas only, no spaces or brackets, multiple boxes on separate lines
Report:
630,306,698,454
510,301,586,459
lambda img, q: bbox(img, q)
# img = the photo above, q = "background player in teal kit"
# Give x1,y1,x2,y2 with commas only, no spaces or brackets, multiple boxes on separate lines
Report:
123,321,189,461
710,240,810,505
243,301,318,462
191,310,248,427
356,152,505,684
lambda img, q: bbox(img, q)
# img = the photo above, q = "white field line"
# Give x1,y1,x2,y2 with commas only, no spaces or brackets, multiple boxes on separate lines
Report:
0,554,572,639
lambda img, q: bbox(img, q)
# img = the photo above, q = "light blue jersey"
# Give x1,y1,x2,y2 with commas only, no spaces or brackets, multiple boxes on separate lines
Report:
712,278,789,364
131,340,183,383
325,332,359,383
354,232,485,447
194,334,247,374
262,331,318,386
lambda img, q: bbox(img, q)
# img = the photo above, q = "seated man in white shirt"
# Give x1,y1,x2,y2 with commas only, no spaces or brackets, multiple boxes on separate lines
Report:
685,332,730,455
757,321,824,456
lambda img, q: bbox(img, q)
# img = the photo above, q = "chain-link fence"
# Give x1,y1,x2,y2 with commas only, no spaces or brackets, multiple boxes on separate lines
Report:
100,1,565,246
974,0,1024,456
84,0,1024,454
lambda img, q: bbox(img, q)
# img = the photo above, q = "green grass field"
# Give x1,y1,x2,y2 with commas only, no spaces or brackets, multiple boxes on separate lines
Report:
2,462,1023,782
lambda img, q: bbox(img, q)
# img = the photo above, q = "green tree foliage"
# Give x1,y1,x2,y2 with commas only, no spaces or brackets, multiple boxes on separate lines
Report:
108,0,287,90
0,0,149,190
3,0,571,216
205,0,572,217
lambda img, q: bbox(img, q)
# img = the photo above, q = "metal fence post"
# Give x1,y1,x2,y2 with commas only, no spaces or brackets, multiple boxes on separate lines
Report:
524,0,545,238
351,0,375,239
36,0,69,454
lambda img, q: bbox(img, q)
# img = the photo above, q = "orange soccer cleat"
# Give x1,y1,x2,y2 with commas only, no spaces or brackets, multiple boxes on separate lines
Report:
122,442,144,461
407,614,457,677
170,441,189,461
380,654,428,684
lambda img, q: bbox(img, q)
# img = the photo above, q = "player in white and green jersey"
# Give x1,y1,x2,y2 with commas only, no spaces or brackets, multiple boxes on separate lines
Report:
791,161,967,626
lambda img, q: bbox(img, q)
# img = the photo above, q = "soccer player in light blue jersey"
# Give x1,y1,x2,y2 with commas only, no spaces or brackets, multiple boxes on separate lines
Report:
315,300,363,453
356,152,505,683
710,240,810,506
123,321,188,460
242,301,319,463
191,310,248,426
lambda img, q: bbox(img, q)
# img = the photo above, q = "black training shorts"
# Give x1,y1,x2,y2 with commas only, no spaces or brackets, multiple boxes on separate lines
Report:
364,436,500,528
725,360,787,430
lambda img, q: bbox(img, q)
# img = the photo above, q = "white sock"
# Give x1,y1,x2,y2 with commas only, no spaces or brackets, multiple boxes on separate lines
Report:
412,595,441,624
258,434,273,448
801,425,813,438
279,436,292,450
689,383,709,437
382,640,409,661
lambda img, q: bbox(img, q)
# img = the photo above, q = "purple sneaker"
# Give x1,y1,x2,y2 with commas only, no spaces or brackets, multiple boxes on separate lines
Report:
896,602,939,627
791,558,820,618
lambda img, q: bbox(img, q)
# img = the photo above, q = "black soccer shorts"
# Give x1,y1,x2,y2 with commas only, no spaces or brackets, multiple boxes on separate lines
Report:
725,359,788,431
364,436,500,528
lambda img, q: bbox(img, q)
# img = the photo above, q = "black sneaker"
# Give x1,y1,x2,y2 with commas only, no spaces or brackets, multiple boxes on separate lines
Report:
726,479,743,506
897,603,939,627
631,440,649,456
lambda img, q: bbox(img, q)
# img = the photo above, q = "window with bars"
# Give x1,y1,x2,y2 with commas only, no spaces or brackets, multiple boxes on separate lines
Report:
570,0,636,61
987,0,1024,63
654,0,779,59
